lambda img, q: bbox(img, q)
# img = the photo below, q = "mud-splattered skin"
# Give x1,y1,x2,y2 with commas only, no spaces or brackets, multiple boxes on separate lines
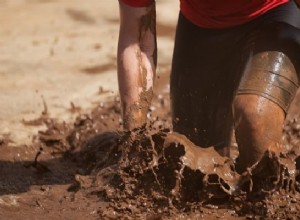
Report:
138,3,157,68
118,2,157,130
234,51,299,170
130,3,157,129
238,51,299,113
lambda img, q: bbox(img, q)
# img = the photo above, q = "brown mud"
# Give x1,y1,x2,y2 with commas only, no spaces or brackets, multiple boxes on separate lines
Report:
1,89,300,219
1,1,300,218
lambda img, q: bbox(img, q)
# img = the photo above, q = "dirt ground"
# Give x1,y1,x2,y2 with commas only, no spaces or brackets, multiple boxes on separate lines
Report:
0,0,177,147
1,1,300,220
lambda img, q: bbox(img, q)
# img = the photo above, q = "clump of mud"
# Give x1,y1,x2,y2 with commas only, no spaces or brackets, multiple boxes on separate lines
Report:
37,96,300,219
75,130,300,219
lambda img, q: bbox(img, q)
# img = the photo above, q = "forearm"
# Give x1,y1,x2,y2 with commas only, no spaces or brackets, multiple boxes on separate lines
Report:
118,1,157,130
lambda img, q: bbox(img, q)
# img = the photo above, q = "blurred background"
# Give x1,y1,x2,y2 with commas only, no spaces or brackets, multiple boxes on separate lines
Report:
0,0,179,146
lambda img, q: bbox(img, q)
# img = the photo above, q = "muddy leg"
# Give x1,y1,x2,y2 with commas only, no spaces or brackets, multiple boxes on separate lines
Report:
234,51,299,171
233,94,285,170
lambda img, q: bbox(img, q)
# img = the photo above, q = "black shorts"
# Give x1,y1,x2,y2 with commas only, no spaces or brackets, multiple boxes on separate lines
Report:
170,0,300,148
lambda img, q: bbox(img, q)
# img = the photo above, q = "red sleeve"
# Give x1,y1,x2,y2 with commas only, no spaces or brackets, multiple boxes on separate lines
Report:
120,0,154,7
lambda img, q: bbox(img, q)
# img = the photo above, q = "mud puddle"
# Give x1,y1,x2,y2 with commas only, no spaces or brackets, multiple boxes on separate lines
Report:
1,92,300,219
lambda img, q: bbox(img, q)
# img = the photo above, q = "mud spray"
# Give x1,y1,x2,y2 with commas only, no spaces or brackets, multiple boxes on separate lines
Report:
35,94,300,219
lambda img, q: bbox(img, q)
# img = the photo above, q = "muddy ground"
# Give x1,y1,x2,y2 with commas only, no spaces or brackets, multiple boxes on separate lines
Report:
1,1,300,220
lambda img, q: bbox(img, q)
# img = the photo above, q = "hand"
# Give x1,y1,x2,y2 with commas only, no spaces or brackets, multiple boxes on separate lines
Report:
295,0,300,7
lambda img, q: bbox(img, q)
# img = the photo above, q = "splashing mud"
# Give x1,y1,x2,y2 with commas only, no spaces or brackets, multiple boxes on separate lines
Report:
74,131,300,219
34,95,300,219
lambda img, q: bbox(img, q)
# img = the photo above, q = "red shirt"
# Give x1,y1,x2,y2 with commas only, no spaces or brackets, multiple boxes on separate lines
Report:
121,0,289,28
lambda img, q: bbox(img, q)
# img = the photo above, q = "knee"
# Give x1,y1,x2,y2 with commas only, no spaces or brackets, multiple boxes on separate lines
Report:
233,94,285,135
233,94,285,170
233,95,265,131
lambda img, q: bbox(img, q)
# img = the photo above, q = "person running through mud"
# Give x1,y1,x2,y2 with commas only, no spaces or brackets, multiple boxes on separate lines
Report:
117,0,300,171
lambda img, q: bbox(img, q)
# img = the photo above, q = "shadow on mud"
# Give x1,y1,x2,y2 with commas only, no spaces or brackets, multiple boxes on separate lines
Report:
0,148,76,196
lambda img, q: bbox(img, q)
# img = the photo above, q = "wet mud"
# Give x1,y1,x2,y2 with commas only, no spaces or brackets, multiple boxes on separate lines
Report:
1,1,300,218
73,127,300,218
4,93,296,219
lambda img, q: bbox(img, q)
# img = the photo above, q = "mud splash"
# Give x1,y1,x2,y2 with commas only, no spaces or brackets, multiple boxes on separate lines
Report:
34,95,300,219
70,130,299,219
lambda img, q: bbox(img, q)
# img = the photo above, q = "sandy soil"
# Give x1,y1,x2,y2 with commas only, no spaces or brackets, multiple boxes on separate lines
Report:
0,0,177,147
1,1,300,220
0,0,174,219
